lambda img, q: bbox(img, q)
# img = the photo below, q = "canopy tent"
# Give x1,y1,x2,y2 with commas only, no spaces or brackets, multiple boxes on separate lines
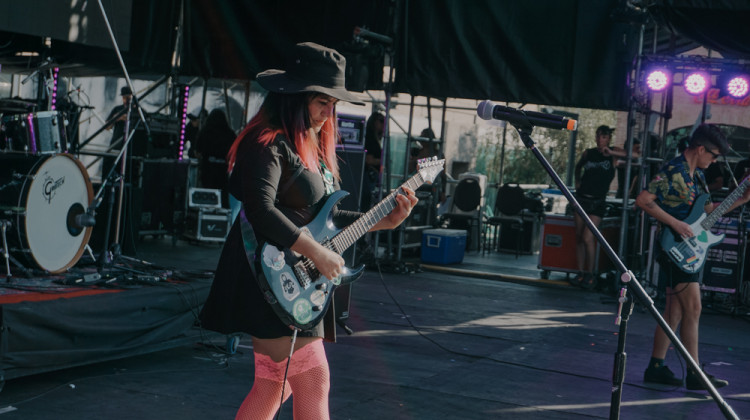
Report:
2,1,749,110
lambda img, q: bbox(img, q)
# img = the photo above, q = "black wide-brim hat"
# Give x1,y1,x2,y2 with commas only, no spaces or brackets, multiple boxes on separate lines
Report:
256,42,365,106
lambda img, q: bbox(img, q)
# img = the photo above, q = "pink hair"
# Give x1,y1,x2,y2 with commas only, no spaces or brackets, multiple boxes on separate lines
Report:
227,93,339,179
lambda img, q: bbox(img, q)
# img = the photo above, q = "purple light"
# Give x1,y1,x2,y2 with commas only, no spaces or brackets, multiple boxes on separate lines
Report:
51,67,59,110
177,85,190,160
646,69,669,91
727,75,749,98
683,72,709,95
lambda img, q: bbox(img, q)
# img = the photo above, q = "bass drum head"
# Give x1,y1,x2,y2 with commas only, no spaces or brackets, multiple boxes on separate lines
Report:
23,154,93,273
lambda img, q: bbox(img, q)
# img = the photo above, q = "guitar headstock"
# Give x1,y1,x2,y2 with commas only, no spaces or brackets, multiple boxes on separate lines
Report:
416,156,445,184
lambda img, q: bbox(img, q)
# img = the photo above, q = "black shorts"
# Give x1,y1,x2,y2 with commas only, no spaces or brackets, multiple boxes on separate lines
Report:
656,244,701,288
576,195,608,218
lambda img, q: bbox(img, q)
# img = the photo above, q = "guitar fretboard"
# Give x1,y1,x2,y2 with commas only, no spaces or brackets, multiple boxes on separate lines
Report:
700,178,750,231
331,172,425,253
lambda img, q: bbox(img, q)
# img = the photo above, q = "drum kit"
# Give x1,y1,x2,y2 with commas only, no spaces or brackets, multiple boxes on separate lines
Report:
0,99,94,276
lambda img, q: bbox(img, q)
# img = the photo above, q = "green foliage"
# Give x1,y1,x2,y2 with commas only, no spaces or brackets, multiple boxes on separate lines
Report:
474,108,617,186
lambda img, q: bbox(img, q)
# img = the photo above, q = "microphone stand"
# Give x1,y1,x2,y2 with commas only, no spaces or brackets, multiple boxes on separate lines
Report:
508,122,739,420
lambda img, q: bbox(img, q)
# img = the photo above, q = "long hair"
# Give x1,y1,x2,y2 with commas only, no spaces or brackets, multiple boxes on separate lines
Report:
227,92,339,178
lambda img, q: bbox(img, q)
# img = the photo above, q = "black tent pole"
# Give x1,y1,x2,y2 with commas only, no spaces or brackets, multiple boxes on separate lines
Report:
507,122,739,420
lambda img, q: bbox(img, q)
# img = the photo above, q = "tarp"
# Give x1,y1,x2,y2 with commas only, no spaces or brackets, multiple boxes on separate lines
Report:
2,0,750,110
393,0,639,109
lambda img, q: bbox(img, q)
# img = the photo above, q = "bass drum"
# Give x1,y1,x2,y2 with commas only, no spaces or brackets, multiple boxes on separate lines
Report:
0,154,93,273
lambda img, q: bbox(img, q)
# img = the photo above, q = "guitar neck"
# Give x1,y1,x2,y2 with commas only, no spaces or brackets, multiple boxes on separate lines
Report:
701,178,750,230
331,172,424,253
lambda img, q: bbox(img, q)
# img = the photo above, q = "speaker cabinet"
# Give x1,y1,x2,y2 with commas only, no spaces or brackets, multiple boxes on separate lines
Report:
700,219,747,294
334,147,366,324
139,159,196,234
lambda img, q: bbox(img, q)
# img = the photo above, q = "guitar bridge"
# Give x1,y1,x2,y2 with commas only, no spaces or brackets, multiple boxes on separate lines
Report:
293,262,312,289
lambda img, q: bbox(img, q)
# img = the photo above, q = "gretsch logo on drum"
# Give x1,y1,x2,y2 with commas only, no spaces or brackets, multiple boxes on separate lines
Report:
43,175,66,204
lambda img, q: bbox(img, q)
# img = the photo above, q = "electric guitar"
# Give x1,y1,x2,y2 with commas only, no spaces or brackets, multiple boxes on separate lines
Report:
256,157,445,330
660,177,750,273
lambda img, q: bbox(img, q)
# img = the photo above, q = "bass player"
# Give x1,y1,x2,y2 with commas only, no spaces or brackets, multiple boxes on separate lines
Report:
637,123,750,390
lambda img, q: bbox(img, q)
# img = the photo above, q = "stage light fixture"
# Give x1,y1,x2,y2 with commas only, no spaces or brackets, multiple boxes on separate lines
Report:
645,68,670,92
683,71,710,95
726,75,749,98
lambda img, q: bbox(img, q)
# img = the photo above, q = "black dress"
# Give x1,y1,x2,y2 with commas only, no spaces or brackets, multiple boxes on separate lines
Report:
199,134,358,339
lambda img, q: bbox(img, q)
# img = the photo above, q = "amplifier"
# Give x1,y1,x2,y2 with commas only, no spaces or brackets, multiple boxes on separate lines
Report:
184,208,232,242
188,187,222,209
147,114,180,133
700,217,748,294
337,113,366,148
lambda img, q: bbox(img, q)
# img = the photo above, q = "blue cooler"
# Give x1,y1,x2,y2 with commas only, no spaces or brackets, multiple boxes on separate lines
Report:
421,229,467,264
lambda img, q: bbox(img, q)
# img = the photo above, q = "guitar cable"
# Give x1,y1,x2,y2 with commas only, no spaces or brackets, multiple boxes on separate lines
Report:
274,328,298,420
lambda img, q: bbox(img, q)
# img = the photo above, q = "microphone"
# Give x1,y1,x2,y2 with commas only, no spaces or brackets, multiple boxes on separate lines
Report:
74,212,96,228
477,100,578,131
354,26,393,45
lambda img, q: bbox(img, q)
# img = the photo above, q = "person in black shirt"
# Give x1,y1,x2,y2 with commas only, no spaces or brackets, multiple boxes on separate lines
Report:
571,125,626,289
199,42,416,420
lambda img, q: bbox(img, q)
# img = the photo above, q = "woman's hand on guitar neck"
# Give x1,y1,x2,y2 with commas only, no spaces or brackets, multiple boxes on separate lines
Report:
371,187,419,231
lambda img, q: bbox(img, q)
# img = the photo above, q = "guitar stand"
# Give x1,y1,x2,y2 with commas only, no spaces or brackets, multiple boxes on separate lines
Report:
509,122,740,420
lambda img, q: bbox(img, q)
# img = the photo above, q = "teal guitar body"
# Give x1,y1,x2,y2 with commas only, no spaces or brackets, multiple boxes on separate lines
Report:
256,158,445,330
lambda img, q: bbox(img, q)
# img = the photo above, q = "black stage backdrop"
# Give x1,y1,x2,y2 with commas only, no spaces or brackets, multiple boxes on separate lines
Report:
1,0,750,109
394,0,640,110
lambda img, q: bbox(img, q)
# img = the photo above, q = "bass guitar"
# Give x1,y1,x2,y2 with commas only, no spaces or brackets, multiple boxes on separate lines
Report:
257,157,445,330
660,177,750,273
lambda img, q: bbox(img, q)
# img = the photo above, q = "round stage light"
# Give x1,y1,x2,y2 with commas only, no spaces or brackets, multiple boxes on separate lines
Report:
646,69,669,91
726,75,749,98
683,72,710,95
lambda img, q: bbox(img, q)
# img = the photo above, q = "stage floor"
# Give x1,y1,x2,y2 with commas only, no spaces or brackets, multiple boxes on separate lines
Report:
0,235,748,419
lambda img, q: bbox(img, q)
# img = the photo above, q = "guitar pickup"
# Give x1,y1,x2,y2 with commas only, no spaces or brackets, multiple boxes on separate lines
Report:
668,247,685,262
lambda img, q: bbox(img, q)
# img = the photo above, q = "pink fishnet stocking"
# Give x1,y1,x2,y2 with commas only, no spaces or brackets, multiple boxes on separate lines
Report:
287,340,330,420
235,353,291,420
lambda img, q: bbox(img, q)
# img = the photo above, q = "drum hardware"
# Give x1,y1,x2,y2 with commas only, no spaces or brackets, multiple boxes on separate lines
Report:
84,244,96,262
1,111,68,155
0,153,93,274
1,219,11,280
0,219,33,280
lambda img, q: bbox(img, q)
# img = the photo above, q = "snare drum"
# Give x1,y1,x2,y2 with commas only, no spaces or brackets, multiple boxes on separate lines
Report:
0,111,67,154
0,154,93,273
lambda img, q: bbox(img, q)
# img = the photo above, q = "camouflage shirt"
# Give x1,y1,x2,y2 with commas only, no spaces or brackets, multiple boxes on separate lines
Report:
647,154,708,221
